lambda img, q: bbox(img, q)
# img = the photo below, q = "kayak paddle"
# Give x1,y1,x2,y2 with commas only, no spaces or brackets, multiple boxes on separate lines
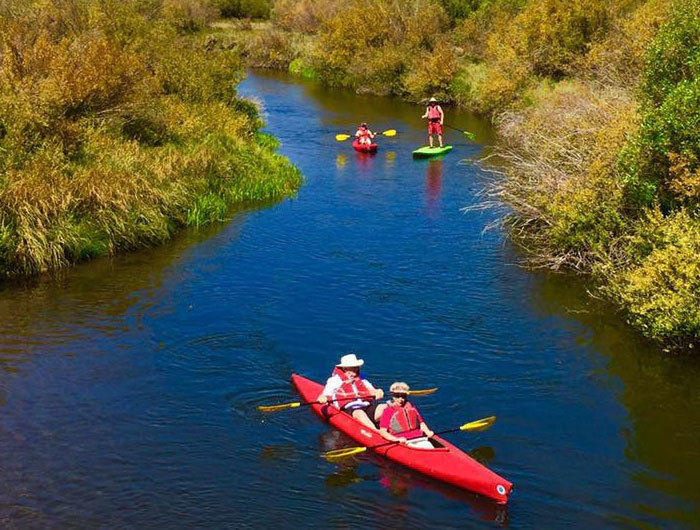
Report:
443,124,476,141
322,416,496,460
257,387,438,412
335,129,397,141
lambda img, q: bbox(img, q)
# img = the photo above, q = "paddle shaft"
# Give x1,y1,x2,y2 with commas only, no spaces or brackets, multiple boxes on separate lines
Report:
363,425,460,452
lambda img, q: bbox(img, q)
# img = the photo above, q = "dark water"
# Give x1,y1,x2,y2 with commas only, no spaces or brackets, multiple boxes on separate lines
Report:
1,71,699,529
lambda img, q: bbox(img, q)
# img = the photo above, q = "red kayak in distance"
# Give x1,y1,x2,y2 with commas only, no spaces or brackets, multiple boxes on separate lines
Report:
291,374,513,504
352,139,378,153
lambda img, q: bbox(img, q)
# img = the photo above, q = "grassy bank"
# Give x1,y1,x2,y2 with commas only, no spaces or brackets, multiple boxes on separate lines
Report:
216,0,698,350
0,0,301,279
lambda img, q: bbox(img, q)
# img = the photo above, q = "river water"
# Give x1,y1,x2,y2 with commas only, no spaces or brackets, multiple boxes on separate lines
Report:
0,71,699,528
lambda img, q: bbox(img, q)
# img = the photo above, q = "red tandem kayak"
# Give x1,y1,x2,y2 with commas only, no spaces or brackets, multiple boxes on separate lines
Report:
352,139,378,153
291,374,513,503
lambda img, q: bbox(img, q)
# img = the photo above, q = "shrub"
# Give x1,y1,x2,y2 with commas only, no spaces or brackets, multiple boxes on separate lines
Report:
311,0,449,94
605,207,700,347
584,0,671,86
162,0,219,32
273,0,345,34
0,0,300,277
438,0,480,23
403,38,458,100
489,81,637,269
212,0,272,19
619,0,700,209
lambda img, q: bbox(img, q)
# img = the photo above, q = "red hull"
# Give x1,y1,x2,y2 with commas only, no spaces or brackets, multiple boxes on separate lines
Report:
291,374,512,503
352,139,378,153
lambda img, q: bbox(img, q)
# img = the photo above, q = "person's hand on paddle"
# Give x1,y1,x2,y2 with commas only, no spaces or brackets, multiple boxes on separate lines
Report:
318,395,329,404
397,437,408,444
424,429,435,438
373,388,384,400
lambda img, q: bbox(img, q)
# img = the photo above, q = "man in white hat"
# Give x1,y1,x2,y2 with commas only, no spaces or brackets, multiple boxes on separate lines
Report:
421,97,445,148
376,381,435,449
317,354,384,431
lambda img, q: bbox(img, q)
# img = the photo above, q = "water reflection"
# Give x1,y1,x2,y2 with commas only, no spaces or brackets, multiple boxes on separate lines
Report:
425,158,444,217
318,430,508,524
526,271,700,526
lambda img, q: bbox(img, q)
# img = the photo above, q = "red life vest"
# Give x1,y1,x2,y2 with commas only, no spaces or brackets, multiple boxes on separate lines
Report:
427,106,441,121
386,402,422,435
331,367,372,409
357,128,371,140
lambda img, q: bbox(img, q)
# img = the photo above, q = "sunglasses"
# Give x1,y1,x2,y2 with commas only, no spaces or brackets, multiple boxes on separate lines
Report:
392,393,408,399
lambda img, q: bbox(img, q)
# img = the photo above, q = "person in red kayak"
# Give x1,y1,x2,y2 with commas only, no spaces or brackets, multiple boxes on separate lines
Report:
317,354,384,431
421,97,444,148
376,382,435,448
355,123,376,146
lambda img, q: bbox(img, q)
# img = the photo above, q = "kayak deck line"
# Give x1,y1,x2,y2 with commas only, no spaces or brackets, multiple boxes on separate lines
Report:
291,373,512,504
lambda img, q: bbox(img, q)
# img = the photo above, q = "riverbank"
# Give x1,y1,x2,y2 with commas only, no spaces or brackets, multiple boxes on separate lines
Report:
213,0,699,351
0,0,301,280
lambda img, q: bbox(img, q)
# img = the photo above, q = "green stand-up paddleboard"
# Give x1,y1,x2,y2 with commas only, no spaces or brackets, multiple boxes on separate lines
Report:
412,145,453,158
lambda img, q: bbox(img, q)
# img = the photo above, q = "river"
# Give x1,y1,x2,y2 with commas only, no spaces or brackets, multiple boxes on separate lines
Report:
0,71,699,528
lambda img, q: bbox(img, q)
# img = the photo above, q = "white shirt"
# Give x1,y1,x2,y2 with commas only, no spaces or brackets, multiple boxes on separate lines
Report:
322,374,376,410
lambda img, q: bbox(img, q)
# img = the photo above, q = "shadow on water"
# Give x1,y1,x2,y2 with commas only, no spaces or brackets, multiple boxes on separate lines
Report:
526,270,700,526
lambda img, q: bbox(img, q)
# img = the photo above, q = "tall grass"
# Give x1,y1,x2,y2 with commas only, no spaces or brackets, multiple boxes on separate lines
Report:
0,0,301,278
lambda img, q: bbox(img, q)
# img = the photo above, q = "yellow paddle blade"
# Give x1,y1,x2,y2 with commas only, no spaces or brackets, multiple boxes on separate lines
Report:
257,402,301,412
335,134,352,141
323,446,368,461
459,416,496,432
381,129,397,137
409,387,438,396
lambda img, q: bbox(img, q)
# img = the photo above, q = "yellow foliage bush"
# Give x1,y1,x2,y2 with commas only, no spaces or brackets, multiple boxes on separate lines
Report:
0,0,300,277
606,208,700,346
403,38,458,100
273,0,346,34
584,0,671,86
311,0,451,96
493,81,637,268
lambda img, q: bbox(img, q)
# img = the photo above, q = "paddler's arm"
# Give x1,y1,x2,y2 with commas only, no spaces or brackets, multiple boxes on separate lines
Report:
363,380,383,400
421,107,429,119
438,106,444,125
419,422,434,438
317,375,340,403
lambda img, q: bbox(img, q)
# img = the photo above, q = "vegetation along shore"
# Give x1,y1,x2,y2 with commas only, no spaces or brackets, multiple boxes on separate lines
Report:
213,0,698,351
0,0,301,280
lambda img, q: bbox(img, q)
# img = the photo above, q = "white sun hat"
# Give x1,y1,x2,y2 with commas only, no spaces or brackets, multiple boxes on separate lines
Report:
336,353,364,368
429,97,437,102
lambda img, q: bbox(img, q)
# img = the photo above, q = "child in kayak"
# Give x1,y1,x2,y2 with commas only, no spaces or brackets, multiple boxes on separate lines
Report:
376,382,435,449
317,354,384,431
355,123,376,145
421,97,444,148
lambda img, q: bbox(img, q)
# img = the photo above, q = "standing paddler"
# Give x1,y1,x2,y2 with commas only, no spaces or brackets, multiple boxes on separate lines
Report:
421,97,444,148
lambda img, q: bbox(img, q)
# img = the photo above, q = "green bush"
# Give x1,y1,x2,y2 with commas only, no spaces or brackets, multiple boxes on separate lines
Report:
620,0,700,209
212,0,272,19
439,0,481,23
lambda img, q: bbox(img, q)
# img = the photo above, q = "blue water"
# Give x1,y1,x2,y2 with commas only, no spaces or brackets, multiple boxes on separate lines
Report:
0,71,698,528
